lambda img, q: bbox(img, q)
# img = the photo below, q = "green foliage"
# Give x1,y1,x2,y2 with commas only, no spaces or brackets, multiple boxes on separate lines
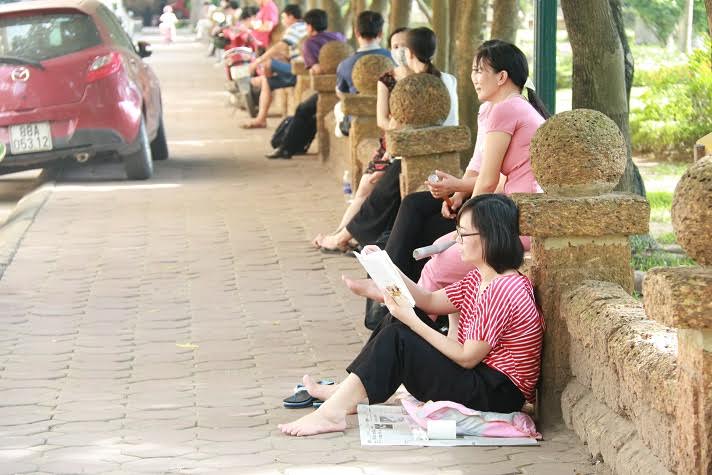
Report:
630,234,695,271
630,41,712,156
626,0,709,42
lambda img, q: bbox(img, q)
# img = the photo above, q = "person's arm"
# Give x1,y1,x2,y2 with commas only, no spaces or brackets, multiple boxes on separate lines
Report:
384,293,491,368
252,41,289,67
376,80,391,130
447,313,460,341
472,131,511,196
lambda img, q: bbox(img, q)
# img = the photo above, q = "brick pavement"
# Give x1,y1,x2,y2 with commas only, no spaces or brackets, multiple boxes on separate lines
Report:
0,35,608,474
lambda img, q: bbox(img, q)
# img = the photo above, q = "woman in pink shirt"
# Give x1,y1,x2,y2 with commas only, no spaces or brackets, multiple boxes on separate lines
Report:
349,40,550,322
251,0,279,47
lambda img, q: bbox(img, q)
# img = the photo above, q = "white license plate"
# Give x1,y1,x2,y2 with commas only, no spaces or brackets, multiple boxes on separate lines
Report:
230,64,250,80
9,122,53,155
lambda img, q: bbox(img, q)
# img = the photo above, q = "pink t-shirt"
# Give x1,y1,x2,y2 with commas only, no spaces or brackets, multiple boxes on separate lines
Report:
467,96,544,194
252,1,279,47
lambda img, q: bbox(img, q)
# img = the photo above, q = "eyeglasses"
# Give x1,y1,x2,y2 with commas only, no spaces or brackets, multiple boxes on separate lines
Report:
455,227,480,243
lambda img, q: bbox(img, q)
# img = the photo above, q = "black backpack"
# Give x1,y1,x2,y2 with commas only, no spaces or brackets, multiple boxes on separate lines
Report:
270,116,293,150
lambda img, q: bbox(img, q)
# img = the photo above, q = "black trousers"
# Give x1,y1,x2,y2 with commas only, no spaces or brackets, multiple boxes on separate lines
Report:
346,160,402,245
282,93,318,155
385,191,457,282
346,317,525,412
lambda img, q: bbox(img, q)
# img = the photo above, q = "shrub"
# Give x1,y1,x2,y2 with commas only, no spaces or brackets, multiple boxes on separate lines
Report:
630,41,712,157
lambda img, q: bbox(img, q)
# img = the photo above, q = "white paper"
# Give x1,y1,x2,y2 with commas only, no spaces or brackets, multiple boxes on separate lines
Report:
357,404,539,447
353,250,415,307
427,419,456,440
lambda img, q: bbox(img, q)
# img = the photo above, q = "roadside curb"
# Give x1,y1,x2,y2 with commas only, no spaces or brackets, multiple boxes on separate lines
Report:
0,173,55,279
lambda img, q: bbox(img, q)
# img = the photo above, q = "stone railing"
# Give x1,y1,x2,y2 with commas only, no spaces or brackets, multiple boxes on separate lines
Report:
385,73,469,196
514,108,711,474
290,58,312,116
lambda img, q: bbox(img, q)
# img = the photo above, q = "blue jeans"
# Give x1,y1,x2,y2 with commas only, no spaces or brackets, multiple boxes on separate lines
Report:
267,59,297,90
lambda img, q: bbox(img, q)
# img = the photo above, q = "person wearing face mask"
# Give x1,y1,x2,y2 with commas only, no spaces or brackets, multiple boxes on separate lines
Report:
312,27,458,254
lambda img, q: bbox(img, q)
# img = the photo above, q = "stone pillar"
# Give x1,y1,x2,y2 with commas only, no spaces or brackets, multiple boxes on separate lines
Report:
384,73,471,196
511,109,650,425
311,41,353,163
342,54,393,189
643,156,712,475
290,58,311,115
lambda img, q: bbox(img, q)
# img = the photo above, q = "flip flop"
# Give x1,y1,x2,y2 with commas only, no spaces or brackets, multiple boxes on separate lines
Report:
282,380,334,409
241,122,267,129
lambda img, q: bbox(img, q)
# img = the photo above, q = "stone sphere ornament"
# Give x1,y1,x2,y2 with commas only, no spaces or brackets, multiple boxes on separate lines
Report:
530,109,627,196
352,55,394,95
389,73,450,127
671,156,712,265
318,41,354,74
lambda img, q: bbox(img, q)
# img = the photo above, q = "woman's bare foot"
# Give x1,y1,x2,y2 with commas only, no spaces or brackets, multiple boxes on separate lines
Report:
317,233,349,252
278,407,347,437
303,375,339,401
311,233,325,249
342,276,384,302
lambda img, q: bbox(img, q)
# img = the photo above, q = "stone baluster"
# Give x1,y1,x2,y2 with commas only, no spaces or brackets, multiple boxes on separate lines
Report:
290,58,310,114
384,73,470,196
642,156,712,475
310,41,353,162
341,54,393,190
511,109,650,424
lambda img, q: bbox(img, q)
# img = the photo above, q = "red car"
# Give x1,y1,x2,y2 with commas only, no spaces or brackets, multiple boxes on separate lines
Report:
0,0,166,180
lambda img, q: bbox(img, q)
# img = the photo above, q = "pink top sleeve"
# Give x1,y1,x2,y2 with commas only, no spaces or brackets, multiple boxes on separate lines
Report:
467,282,511,345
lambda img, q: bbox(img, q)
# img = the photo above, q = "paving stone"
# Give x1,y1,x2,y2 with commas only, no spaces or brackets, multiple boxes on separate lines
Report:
0,461,37,475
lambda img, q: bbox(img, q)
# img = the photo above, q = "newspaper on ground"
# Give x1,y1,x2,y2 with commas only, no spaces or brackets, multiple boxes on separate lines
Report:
353,250,415,307
357,404,539,447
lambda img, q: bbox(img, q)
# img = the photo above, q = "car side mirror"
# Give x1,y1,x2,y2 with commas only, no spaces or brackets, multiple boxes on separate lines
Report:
137,41,152,58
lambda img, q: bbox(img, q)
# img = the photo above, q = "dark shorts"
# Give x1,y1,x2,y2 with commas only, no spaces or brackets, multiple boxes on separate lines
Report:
266,59,296,90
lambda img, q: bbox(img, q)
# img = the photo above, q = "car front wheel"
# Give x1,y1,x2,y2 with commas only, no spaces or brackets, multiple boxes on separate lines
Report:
150,116,169,161
122,118,153,180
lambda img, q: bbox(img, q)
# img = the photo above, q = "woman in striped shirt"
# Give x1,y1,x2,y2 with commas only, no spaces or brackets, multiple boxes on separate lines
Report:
279,194,544,437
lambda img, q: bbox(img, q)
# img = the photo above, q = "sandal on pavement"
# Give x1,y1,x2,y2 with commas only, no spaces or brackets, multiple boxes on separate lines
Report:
241,122,267,129
282,379,334,409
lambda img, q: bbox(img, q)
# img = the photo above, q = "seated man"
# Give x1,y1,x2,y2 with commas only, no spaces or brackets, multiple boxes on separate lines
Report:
239,5,307,122
265,10,388,159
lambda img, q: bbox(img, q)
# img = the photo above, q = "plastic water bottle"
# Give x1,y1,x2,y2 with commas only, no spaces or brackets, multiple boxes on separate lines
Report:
342,170,353,203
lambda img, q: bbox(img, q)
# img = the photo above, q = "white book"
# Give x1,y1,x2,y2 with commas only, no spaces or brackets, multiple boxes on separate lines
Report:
353,250,415,308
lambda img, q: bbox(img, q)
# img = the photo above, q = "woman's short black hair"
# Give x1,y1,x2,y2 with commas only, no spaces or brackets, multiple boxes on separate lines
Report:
457,194,524,273
388,27,408,46
356,11,384,39
283,4,302,20
304,9,328,32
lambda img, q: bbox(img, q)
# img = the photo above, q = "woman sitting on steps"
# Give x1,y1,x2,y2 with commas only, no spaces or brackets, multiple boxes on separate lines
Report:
279,194,544,437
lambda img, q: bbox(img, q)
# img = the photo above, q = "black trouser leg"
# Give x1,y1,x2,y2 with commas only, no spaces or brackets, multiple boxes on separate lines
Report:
346,320,525,412
345,160,402,245
385,192,457,282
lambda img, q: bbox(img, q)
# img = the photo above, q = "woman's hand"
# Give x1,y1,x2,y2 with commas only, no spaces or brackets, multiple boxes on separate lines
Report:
441,192,464,219
426,170,461,199
368,170,385,184
383,292,419,327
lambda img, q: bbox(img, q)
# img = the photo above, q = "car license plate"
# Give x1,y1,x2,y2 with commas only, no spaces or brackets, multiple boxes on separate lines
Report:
230,64,250,80
9,122,53,155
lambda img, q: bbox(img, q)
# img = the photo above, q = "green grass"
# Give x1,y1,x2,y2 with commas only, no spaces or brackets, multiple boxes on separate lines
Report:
641,162,689,178
655,232,678,245
632,252,695,272
648,190,674,223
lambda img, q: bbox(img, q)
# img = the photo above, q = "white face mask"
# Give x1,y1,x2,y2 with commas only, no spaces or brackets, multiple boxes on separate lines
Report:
391,47,407,68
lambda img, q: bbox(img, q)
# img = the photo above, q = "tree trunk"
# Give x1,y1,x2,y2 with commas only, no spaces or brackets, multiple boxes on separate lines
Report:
369,0,388,18
432,0,450,71
448,0,459,75
321,0,344,33
679,0,694,54
706,0,712,36
610,0,645,196
561,0,645,196
389,0,412,36
455,0,483,164
490,0,518,43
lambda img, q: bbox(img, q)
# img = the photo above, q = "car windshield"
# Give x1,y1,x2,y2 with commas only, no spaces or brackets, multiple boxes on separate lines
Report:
0,12,102,62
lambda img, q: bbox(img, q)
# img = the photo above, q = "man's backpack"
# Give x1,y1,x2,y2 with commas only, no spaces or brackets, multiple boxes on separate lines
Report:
270,116,294,150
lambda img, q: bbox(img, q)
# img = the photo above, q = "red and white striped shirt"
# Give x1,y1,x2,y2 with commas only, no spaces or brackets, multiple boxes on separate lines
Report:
445,269,544,403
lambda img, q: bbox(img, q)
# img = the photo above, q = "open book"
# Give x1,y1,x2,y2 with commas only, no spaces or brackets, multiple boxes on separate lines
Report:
353,250,415,308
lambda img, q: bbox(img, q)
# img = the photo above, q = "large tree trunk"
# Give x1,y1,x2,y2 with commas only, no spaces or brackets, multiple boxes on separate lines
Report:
369,0,388,18
609,0,645,196
561,0,645,196
706,0,712,35
448,0,460,75
432,0,450,72
455,0,483,164
490,0,518,43
389,0,412,35
321,0,344,33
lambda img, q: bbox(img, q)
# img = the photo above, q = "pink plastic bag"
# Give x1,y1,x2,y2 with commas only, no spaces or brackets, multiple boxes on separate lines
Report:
400,395,542,439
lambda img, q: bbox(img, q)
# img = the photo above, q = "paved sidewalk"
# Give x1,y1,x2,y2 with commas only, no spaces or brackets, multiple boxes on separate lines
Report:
0,36,607,474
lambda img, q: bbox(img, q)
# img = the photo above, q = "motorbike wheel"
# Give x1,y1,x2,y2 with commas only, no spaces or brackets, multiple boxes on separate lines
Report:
122,118,153,180
151,116,169,161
